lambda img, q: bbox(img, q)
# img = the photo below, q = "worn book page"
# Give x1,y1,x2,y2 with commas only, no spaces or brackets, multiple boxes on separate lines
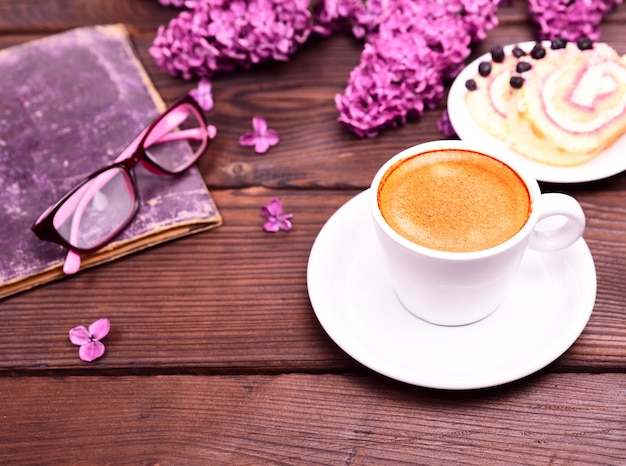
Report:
0,25,222,299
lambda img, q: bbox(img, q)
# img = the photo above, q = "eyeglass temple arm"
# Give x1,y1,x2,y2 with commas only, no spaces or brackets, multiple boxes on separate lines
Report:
63,107,204,274
63,112,202,245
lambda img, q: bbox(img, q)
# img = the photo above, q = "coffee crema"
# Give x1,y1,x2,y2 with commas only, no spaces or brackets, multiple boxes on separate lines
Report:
377,149,531,252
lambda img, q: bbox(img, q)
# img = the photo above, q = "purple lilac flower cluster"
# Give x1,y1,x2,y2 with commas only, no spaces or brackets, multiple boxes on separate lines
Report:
150,0,313,79
335,0,499,138
529,0,623,41
310,0,365,37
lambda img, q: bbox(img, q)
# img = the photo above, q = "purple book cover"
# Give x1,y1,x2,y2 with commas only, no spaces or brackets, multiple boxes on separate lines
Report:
0,25,221,298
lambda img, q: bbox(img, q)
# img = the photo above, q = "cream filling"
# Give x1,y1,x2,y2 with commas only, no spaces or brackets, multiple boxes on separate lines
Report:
542,60,626,133
488,68,512,117
570,62,618,108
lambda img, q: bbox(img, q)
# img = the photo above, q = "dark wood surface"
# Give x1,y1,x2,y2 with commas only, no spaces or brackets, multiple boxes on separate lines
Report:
1,1,625,463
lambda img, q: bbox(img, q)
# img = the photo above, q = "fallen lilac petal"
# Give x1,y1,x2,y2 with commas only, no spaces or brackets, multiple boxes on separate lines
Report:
261,198,293,232
189,78,214,111
252,116,266,133
69,318,110,362
69,326,92,346
263,213,293,232
239,133,255,145
239,117,280,154
253,138,272,154
261,198,283,217
263,219,282,232
276,214,294,231
78,341,106,363
261,130,279,145
88,318,110,341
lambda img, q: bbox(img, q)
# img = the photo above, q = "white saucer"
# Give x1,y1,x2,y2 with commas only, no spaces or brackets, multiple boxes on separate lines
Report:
447,41,626,184
307,190,596,390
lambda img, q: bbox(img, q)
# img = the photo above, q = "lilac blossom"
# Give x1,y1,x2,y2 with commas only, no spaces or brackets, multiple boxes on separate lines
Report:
335,0,499,138
189,78,214,111
529,0,622,41
437,109,458,138
150,0,313,80
69,318,110,362
239,117,280,154
261,198,293,232
311,0,366,37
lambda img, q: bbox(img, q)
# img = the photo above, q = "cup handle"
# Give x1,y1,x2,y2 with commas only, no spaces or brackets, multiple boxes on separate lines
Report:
528,193,586,252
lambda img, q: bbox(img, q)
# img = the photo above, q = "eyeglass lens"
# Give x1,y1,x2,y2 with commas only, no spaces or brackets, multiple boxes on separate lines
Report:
143,102,207,173
53,167,136,250
52,101,207,251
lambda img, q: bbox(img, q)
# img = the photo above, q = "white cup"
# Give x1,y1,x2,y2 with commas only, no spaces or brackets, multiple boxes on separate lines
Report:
370,140,586,326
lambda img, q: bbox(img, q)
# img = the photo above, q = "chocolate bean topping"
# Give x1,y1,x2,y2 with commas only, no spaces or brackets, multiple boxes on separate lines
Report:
478,61,492,77
510,76,524,89
490,45,505,63
512,46,526,58
551,37,567,49
577,37,593,50
530,43,546,59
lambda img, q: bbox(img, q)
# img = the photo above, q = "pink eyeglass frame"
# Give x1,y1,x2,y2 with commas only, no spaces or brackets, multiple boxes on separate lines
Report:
32,95,214,274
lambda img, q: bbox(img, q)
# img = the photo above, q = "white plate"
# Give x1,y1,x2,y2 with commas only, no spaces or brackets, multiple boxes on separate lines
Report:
307,190,596,390
447,41,626,184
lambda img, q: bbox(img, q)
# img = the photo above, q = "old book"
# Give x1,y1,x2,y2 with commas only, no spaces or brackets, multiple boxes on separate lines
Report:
0,24,222,299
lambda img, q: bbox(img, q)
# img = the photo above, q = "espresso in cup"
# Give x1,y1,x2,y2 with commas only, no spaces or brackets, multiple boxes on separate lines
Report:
370,140,585,326
377,149,531,253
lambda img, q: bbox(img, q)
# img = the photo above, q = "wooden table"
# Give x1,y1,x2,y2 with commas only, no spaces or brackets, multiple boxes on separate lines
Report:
1,1,625,463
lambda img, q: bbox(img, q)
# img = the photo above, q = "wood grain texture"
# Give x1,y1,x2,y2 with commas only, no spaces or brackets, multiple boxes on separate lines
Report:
2,188,626,373
0,373,624,465
0,189,360,372
0,0,175,32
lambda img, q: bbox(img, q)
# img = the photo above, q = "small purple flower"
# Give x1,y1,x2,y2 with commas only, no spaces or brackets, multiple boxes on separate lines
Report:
239,117,280,154
189,78,214,111
437,109,458,138
334,0,499,138
311,0,366,37
261,198,293,232
69,318,110,362
528,0,621,41
150,0,312,80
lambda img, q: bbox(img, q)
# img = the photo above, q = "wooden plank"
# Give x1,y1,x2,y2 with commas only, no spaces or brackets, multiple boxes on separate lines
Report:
0,373,624,464
0,0,176,32
2,189,625,373
0,189,358,372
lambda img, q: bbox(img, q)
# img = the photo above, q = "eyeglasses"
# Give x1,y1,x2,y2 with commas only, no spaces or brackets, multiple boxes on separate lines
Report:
32,95,214,275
